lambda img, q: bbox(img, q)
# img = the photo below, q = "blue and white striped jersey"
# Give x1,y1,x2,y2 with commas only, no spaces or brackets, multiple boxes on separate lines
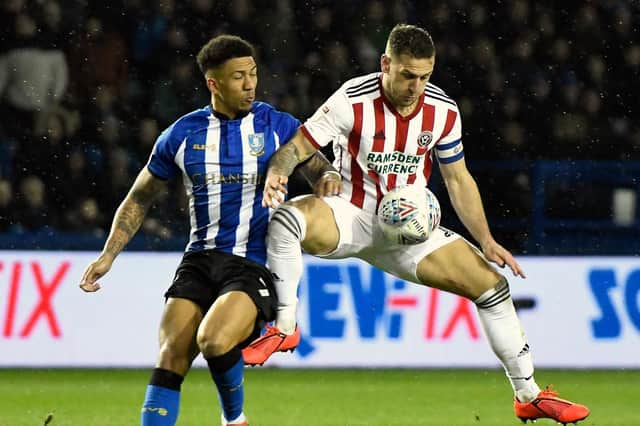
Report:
147,102,300,265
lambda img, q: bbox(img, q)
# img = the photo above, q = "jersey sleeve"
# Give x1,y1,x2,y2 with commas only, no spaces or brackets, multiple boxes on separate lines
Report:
435,106,464,164
300,88,353,149
270,109,301,144
147,126,180,180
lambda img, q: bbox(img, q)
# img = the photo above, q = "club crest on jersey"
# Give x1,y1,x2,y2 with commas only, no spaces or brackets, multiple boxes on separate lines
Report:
247,133,265,156
417,130,433,148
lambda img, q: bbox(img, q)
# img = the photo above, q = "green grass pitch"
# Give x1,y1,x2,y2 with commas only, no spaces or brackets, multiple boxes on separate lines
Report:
0,368,637,425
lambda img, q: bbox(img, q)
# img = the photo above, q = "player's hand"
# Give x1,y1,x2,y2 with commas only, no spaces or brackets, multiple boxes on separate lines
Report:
313,171,342,198
262,173,288,208
482,240,526,278
79,254,114,292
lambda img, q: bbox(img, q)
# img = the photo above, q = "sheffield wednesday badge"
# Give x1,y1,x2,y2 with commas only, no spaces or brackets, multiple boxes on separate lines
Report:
247,133,265,156
417,130,433,148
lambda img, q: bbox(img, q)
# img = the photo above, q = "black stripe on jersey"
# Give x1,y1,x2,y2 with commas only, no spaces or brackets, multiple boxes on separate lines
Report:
424,91,457,107
346,76,378,94
425,87,454,101
347,85,379,98
426,83,446,95
346,81,379,97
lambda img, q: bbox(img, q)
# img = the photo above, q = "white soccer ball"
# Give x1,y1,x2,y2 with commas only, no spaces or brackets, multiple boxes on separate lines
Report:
377,185,441,245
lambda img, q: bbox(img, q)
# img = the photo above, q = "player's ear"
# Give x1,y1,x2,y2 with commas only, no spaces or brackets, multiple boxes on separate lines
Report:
206,73,220,94
381,54,391,74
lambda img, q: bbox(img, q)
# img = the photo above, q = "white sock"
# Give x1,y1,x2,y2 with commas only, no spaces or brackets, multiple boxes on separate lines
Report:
475,278,541,402
222,412,246,425
267,205,306,335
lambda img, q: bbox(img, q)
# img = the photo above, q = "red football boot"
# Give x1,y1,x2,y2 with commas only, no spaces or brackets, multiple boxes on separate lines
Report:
242,325,300,366
514,385,590,425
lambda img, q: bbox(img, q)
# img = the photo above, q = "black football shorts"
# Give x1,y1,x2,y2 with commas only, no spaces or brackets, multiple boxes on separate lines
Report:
165,249,278,345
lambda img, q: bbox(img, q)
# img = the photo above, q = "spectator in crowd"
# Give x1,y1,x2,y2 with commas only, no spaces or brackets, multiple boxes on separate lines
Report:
14,175,51,231
0,8,68,143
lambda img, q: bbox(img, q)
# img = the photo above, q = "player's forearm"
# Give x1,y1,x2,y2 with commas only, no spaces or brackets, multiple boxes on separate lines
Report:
446,176,494,247
102,192,152,260
268,138,315,177
295,151,338,186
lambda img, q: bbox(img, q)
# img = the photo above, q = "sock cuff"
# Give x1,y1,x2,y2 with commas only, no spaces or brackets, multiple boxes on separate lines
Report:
149,368,184,391
206,347,242,374
474,277,511,309
271,204,307,241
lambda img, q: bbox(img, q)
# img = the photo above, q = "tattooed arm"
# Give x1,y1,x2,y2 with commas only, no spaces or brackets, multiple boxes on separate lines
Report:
263,129,341,207
80,167,167,292
294,150,342,198
268,129,317,176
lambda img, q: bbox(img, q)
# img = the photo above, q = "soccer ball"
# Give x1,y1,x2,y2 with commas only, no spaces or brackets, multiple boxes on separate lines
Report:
377,185,441,245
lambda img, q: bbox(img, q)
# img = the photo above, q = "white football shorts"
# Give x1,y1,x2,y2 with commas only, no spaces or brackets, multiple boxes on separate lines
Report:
310,194,462,284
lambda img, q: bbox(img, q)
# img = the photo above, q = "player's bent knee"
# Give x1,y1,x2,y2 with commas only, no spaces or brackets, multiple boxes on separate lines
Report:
196,329,236,358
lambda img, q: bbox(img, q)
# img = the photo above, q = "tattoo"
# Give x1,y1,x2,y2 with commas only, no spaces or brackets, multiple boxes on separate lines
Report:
103,172,162,258
269,142,310,177
295,151,338,186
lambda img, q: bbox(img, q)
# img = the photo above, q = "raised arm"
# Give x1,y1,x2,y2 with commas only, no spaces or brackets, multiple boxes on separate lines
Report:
79,167,167,292
438,158,525,278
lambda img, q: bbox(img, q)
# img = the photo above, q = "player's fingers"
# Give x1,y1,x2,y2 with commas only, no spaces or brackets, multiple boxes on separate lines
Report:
80,281,101,292
483,249,502,267
269,176,288,193
509,259,526,278
334,179,343,194
79,266,94,288
314,181,330,197
499,250,525,278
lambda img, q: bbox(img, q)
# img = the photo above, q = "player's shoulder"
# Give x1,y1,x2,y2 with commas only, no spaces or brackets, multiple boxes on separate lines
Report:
423,82,458,109
251,101,298,124
341,72,381,99
251,100,285,118
163,105,212,142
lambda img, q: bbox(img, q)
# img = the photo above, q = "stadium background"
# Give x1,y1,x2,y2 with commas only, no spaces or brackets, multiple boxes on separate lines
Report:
1,1,639,425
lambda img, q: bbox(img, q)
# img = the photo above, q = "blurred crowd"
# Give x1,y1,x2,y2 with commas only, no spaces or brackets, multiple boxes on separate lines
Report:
0,0,638,247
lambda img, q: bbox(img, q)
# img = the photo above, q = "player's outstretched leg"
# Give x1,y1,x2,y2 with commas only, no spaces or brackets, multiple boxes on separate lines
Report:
474,278,589,424
242,204,307,365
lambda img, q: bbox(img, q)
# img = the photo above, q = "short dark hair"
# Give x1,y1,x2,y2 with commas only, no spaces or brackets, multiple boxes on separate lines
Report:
196,35,255,75
386,24,435,58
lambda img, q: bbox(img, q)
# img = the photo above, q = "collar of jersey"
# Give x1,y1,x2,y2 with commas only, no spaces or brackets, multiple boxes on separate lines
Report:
209,104,251,121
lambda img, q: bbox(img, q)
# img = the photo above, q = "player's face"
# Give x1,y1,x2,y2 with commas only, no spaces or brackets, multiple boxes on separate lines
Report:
381,53,434,109
208,56,257,117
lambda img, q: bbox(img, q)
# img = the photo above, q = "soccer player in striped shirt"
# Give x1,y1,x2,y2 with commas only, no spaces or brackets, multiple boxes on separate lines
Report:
78,35,338,426
245,24,589,424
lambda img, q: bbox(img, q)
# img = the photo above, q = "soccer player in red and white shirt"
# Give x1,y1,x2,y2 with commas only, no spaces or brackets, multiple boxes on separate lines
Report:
245,24,589,424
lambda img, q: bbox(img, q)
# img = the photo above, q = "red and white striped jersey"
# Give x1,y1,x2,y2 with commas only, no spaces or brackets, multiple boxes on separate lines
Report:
301,72,463,212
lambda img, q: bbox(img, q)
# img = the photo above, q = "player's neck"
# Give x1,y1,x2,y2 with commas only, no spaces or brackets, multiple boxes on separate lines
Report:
381,79,420,118
210,101,247,120
395,101,420,117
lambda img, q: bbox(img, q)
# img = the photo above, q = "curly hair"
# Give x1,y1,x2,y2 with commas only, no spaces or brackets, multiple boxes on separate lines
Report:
196,35,255,75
